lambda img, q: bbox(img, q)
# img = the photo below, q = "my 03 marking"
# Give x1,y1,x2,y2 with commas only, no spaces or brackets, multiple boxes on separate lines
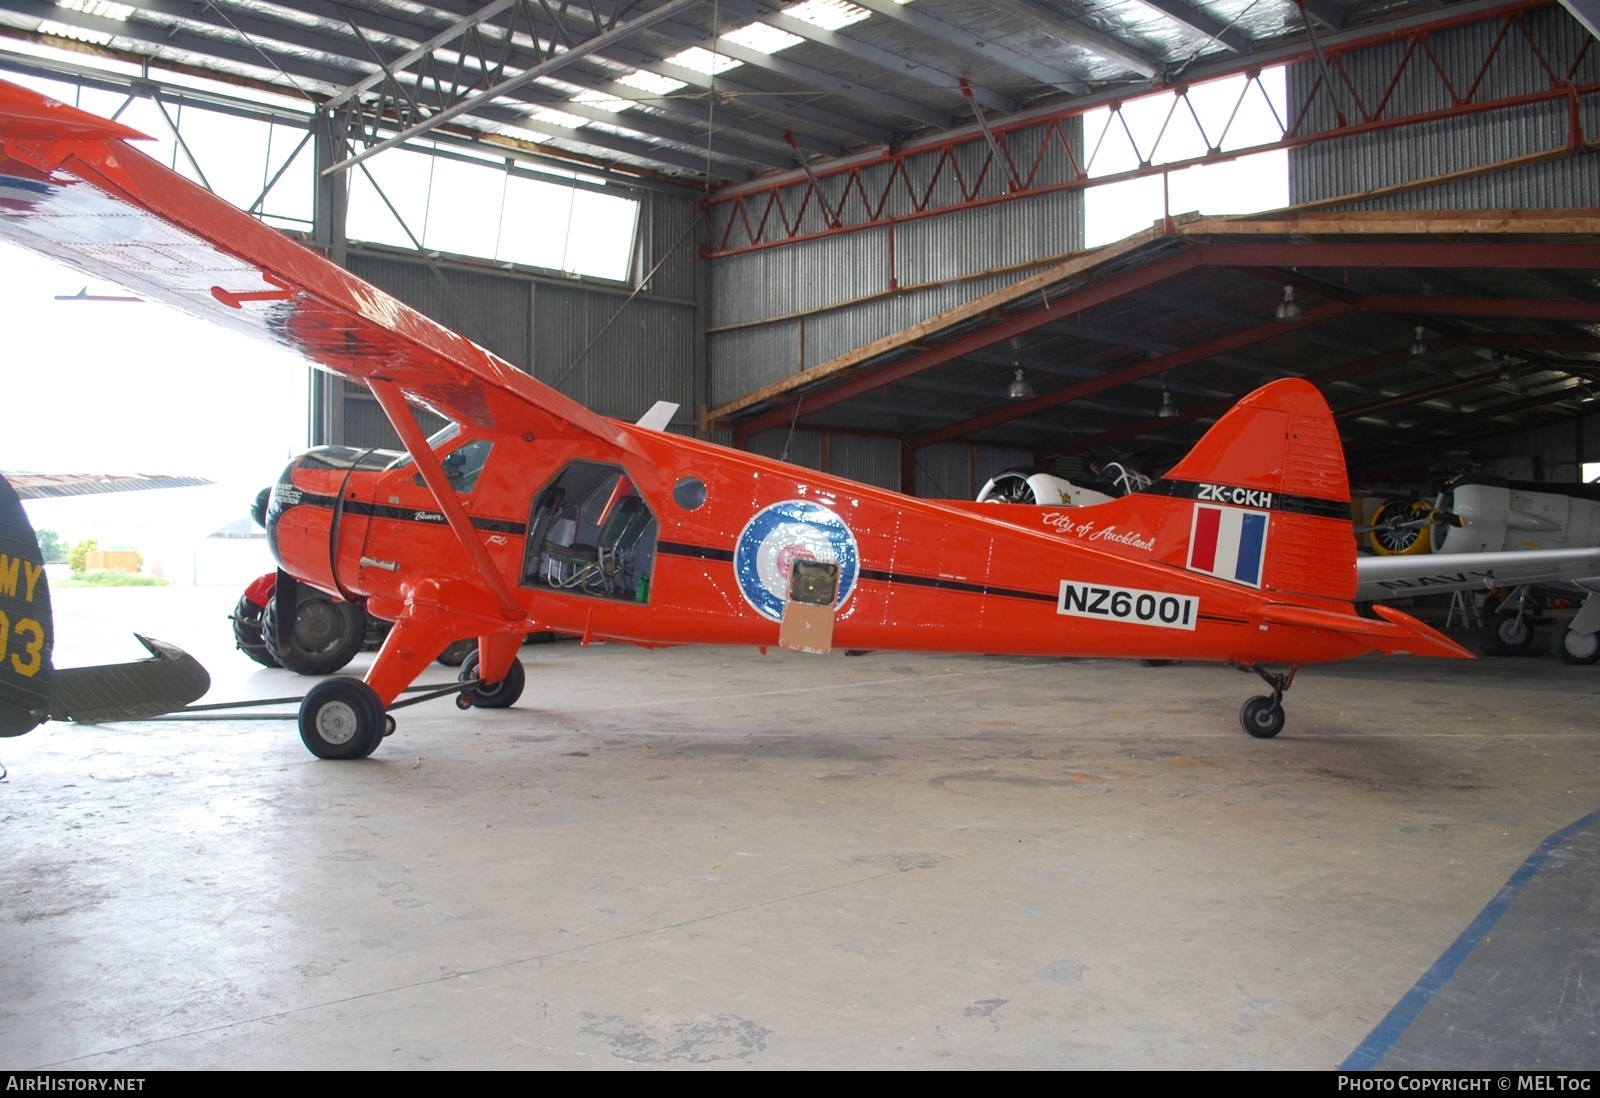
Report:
1057,581,1198,630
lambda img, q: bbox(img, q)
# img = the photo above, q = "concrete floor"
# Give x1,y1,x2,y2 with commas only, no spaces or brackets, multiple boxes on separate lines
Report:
3,585,1598,1069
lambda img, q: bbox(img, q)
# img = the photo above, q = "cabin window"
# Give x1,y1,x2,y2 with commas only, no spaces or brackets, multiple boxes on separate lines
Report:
522,461,657,603
673,476,707,511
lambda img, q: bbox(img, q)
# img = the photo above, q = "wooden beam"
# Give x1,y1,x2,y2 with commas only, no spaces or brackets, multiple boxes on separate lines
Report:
911,301,1352,451
702,228,1176,425
734,250,1207,443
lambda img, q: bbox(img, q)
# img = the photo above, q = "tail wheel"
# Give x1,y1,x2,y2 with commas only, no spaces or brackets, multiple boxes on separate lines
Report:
456,652,525,708
1367,498,1434,556
263,588,366,675
1552,619,1600,665
1239,696,1286,738
230,595,279,668
298,678,385,759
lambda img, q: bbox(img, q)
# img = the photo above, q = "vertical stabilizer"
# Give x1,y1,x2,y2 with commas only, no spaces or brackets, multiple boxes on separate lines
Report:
1146,379,1357,602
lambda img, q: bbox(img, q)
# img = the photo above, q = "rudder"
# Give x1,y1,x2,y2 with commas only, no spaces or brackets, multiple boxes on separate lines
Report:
1145,379,1357,602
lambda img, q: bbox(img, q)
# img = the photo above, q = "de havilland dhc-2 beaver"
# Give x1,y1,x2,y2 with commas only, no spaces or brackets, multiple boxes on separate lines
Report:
0,79,1481,757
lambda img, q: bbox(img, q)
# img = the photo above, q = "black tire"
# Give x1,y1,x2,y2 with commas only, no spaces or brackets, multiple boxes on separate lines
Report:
1240,695,1285,739
1552,619,1600,665
1484,607,1535,654
298,678,385,759
231,595,279,668
362,614,391,651
263,588,366,675
436,638,478,667
457,652,525,708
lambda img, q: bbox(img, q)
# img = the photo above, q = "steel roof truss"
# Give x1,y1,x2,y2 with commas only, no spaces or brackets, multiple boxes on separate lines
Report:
324,0,704,175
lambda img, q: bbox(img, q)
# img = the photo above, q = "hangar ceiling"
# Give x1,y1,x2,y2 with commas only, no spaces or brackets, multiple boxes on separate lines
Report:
0,0,1551,185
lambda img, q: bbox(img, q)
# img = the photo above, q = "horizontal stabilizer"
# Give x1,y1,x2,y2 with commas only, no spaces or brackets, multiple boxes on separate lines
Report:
50,634,210,724
1249,603,1473,660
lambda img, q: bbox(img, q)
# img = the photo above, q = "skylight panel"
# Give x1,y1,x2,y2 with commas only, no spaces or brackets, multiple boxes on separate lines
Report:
56,0,134,20
525,106,586,130
616,70,687,96
783,0,871,29
570,88,632,113
37,19,113,45
722,22,803,54
497,125,552,145
663,46,741,76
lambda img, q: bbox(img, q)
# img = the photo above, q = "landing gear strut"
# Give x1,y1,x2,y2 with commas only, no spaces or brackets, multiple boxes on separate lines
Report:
1233,663,1298,739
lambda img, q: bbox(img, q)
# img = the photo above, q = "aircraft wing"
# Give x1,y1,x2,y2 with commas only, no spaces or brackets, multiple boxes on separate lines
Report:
3,472,213,498
1355,548,1600,601
0,80,626,447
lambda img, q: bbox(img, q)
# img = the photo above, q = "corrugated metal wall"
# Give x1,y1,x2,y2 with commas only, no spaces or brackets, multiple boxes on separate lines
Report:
1469,412,1599,482
737,429,1033,497
329,191,702,448
1288,5,1600,208
916,442,1035,500
708,119,1085,411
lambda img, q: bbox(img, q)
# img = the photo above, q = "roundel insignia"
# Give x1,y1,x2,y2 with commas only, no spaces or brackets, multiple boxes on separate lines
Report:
734,500,859,622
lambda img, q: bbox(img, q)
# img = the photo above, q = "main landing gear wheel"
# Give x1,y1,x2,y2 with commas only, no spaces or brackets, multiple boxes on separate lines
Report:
230,595,278,668
1552,619,1600,665
456,652,525,709
1240,696,1286,738
263,588,367,675
1485,606,1536,655
299,678,386,759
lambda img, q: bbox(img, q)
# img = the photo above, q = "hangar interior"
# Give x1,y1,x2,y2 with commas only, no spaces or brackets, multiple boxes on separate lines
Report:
2,0,1600,1071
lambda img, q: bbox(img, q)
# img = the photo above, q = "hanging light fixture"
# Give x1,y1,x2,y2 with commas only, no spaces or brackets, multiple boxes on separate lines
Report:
1496,353,1517,384
1007,368,1034,401
1409,326,1432,356
1156,385,1179,419
1274,284,1305,322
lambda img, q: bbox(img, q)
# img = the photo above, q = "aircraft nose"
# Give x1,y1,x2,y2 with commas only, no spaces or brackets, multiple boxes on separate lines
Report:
263,457,304,568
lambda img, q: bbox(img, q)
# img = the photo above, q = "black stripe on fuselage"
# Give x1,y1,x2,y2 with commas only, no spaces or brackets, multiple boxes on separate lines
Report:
658,544,1242,624
284,491,527,536
1141,479,1349,520
857,568,1056,604
659,541,734,563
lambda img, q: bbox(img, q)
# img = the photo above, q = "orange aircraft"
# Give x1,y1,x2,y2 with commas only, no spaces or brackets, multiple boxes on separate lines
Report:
0,80,1471,758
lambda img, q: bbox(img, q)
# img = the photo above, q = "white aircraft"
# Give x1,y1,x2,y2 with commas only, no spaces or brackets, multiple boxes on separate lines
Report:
979,467,1600,663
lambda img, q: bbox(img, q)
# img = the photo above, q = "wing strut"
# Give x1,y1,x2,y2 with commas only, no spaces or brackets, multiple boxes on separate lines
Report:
367,378,527,623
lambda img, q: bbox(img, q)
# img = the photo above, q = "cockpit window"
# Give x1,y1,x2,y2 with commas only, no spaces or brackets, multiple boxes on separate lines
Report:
412,438,492,494
386,422,462,471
